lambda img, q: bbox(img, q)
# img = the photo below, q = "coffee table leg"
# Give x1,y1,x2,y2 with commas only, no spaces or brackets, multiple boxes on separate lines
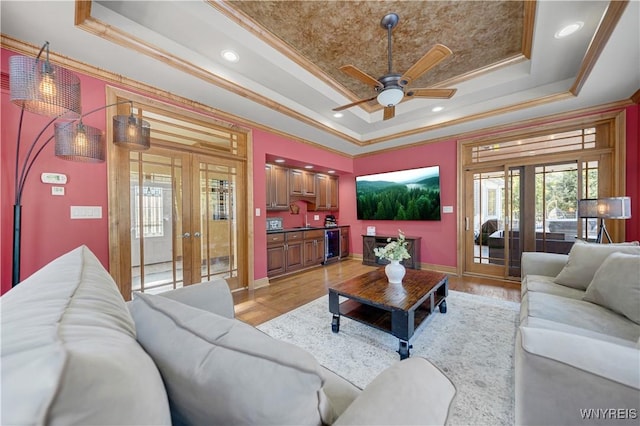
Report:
398,340,412,360
439,299,447,314
331,314,340,333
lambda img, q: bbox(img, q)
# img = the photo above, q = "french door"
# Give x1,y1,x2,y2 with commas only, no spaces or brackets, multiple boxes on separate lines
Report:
106,88,249,300
464,160,600,278
128,147,245,296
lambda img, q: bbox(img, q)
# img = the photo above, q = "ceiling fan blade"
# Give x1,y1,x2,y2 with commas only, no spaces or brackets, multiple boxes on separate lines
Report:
383,105,395,120
399,44,452,86
339,65,383,89
406,88,457,99
333,95,378,111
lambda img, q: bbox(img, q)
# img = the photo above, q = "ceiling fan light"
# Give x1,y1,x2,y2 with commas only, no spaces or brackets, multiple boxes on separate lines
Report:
377,87,404,107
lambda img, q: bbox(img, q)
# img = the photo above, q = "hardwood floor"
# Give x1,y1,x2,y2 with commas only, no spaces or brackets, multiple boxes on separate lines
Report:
233,259,521,326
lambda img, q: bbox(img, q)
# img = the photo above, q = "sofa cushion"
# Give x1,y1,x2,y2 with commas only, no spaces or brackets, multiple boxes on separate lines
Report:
520,291,640,342
583,253,640,324
553,243,640,289
129,292,335,426
521,274,585,300
0,246,171,426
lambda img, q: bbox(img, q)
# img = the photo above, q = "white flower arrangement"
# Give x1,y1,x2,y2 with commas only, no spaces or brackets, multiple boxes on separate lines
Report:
374,230,411,262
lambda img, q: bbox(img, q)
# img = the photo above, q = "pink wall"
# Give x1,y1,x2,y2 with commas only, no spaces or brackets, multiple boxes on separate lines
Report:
251,128,353,279
2,44,638,294
1,49,110,293
625,103,640,241
344,140,459,268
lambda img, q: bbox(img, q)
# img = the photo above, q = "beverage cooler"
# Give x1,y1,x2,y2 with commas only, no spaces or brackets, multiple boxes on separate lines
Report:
323,229,340,263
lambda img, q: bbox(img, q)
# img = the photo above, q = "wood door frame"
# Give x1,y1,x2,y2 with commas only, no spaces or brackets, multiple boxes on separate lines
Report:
457,110,627,279
106,87,251,299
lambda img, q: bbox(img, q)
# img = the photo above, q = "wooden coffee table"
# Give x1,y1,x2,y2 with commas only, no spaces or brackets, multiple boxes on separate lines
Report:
329,268,448,359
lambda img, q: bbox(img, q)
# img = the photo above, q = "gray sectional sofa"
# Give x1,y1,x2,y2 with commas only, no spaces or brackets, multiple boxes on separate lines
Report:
516,241,640,425
1,245,456,425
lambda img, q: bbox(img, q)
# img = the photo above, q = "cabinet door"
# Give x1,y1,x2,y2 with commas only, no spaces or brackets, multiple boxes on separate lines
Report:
267,244,285,276
290,169,303,196
362,236,377,265
328,176,339,209
303,239,316,266
315,238,325,263
315,174,328,210
286,241,304,271
266,164,289,210
303,171,316,196
340,229,349,258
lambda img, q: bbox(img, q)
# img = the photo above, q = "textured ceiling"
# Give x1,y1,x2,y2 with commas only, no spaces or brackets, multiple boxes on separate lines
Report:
227,1,525,104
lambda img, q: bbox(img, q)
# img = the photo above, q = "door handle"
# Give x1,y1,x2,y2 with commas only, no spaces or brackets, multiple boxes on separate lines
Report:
183,232,191,238
194,232,201,238
465,217,469,231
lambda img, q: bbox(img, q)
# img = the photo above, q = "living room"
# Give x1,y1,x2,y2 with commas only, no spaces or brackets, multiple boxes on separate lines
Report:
1,1,639,424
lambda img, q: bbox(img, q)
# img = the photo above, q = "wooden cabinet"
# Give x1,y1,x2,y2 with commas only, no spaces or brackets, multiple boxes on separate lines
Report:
303,229,325,266
340,227,350,258
290,169,316,197
362,234,421,269
314,174,339,211
285,232,304,272
266,233,286,276
265,164,289,210
267,231,306,277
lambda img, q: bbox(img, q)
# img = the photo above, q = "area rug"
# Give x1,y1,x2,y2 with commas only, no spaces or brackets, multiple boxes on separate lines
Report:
257,290,520,426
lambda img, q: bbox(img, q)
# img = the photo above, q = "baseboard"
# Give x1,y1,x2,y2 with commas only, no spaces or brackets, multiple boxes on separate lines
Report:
251,277,270,290
419,262,458,276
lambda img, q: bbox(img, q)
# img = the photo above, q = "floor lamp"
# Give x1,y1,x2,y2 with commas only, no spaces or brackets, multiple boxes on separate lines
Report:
577,197,632,243
9,41,151,287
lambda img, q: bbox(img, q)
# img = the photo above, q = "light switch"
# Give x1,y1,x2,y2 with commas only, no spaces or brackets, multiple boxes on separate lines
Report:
314,215,319,220
71,206,102,219
255,208,261,217
51,186,65,196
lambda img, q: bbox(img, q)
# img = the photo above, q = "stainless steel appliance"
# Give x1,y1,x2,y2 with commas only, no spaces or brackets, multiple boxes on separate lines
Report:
323,228,340,263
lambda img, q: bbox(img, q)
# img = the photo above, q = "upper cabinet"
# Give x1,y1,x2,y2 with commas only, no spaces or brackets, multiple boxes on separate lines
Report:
314,174,339,211
265,164,289,210
266,163,338,211
289,169,316,197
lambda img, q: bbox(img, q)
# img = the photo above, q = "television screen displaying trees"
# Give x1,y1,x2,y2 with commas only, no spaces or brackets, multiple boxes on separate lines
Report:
356,166,441,221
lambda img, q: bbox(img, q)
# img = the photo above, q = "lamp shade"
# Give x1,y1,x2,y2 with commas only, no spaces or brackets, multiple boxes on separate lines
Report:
377,87,404,107
578,197,631,219
9,55,81,119
113,115,151,150
54,121,105,162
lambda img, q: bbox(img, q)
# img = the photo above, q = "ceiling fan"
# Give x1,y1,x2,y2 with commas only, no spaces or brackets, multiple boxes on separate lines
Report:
333,13,457,120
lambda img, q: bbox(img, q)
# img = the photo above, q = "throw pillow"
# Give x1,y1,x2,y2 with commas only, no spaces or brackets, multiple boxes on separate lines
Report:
583,253,640,324
574,239,639,246
129,292,336,426
1,246,171,425
553,243,640,289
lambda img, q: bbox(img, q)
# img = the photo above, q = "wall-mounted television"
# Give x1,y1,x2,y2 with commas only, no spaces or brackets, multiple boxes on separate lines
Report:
356,166,441,221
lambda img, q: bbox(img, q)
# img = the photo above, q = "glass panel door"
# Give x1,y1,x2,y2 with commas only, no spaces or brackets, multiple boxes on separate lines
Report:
130,149,186,294
195,156,243,291
465,168,506,276
128,149,245,297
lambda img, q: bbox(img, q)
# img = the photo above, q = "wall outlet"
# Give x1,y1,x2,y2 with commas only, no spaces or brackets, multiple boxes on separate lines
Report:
314,215,319,220
255,208,261,217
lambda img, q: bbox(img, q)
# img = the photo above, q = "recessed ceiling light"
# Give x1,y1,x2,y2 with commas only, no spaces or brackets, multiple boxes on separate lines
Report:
432,106,444,112
304,165,313,169
274,159,285,163
333,112,343,118
327,170,336,174
555,22,584,39
221,49,239,62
